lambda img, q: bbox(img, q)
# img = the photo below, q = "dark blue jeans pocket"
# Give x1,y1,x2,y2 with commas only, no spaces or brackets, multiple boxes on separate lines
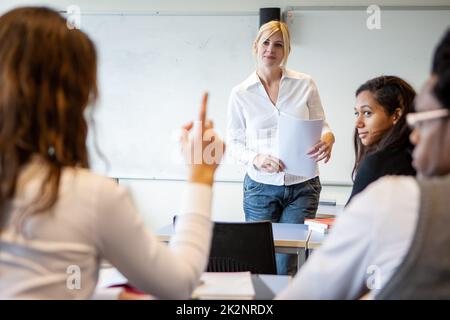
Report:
307,176,322,194
243,174,263,194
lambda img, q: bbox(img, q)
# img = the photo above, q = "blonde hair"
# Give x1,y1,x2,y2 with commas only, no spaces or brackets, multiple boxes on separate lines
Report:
253,20,291,67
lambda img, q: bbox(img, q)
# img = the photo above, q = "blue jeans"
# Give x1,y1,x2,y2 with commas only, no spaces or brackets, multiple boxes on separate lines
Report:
243,174,321,275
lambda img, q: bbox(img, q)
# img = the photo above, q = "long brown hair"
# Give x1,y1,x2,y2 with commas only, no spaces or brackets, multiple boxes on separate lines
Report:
352,76,416,180
0,7,98,232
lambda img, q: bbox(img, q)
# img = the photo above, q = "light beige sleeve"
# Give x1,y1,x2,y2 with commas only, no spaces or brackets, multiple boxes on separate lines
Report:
95,180,213,299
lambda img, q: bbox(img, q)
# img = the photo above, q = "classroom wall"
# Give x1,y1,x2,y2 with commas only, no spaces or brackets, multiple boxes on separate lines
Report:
119,179,352,230
1,0,449,13
1,0,441,230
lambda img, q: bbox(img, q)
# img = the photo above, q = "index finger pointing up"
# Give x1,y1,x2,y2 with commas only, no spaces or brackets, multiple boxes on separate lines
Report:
199,92,208,126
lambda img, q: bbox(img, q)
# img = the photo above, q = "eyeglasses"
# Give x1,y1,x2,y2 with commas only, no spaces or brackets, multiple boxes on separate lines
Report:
406,108,450,129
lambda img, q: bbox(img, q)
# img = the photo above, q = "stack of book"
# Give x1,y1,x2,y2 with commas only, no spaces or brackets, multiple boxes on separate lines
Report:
305,217,335,234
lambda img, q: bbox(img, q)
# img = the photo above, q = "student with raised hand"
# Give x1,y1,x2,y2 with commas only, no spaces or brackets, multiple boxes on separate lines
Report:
347,76,417,205
0,7,224,299
226,20,335,275
276,28,450,300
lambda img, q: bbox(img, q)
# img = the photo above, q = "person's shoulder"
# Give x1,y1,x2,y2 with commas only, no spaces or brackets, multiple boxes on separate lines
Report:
348,175,418,216
365,146,414,172
362,150,389,168
284,69,313,81
231,72,259,94
364,175,418,200
367,176,420,227
356,152,386,178
378,145,412,157
62,167,120,196
363,146,407,166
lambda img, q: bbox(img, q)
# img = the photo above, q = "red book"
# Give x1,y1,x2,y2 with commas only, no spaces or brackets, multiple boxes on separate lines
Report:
108,283,152,299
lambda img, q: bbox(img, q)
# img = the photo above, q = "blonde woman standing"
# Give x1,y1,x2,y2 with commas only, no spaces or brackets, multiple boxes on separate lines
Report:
227,21,335,275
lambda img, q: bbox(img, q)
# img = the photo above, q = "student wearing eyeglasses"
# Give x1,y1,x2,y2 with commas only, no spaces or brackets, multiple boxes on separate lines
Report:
277,28,450,300
346,76,417,205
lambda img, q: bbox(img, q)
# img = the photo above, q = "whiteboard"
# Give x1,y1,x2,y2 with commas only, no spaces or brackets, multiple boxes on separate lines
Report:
285,8,450,184
83,9,450,185
84,14,255,182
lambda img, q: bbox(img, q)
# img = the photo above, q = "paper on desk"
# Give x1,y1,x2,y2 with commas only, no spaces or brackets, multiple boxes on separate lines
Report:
93,268,127,300
191,272,255,300
278,113,323,177
97,268,127,288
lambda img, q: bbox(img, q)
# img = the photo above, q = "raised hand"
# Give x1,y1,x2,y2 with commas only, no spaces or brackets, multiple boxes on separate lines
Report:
180,92,225,185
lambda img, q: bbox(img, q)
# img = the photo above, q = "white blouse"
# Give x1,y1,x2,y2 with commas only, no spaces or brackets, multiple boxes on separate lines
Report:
227,69,331,186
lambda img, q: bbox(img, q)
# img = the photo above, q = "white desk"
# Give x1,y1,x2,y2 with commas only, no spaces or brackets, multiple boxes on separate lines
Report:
317,204,344,217
257,274,290,297
156,222,311,268
306,230,327,250
97,267,290,299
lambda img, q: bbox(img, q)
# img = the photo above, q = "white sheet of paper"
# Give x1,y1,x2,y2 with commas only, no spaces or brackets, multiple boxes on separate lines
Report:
191,272,255,300
278,113,323,177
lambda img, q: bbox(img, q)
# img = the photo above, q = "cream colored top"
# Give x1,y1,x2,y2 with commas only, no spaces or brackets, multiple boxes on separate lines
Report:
0,161,213,299
276,176,419,299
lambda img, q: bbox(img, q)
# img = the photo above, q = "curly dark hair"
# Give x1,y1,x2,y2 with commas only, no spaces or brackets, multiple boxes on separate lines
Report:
432,28,450,110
